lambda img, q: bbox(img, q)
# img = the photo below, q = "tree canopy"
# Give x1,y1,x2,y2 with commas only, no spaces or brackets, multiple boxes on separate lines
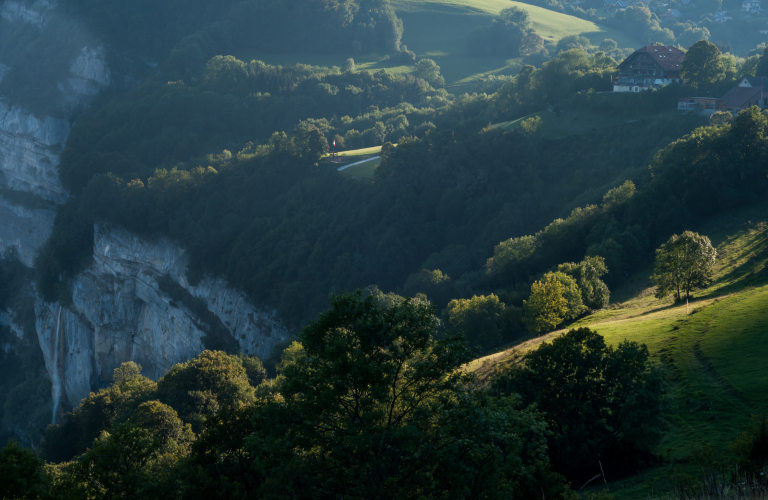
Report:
490,327,667,484
681,40,726,89
651,231,717,300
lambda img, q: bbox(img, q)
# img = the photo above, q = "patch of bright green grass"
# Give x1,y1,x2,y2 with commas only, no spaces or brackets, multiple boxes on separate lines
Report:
467,204,768,498
333,146,383,157
235,0,644,94
337,156,382,179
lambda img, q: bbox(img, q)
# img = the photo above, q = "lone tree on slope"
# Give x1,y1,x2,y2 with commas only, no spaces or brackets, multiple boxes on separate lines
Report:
651,230,716,301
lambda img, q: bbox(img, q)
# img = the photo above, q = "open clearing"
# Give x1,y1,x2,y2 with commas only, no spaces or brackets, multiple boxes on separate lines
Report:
467,203,768,498
234,0,643,93
337,156,381,179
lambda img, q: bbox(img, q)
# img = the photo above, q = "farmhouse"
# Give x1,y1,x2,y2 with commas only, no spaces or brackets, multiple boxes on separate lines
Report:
742,0,763,13
613,45,685,92
720,85,767,112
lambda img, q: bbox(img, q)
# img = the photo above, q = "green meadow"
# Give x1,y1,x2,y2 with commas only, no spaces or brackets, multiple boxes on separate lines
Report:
468,204,768,497
235,0,644,93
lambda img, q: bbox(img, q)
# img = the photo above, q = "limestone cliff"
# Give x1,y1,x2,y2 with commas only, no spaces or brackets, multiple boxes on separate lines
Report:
0,194,56,266
0,2,290,427
37,224,290,421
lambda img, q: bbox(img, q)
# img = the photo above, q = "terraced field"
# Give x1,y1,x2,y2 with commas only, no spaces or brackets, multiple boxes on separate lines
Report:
468,204,768,497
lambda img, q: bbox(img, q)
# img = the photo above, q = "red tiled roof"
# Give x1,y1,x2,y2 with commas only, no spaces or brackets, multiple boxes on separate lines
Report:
635,45,686,71
721,85,763,108
618,46,685,72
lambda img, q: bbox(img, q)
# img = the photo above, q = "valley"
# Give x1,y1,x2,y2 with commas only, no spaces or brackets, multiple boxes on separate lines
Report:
2,0,768,497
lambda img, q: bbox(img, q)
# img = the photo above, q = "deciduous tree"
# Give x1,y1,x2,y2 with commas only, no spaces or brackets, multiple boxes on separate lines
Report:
490,327,667,483
681,40,725,88
524,273,569,333
651,231,716,300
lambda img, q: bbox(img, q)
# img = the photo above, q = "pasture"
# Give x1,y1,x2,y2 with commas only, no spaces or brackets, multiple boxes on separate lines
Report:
467,203,768,497
234,0,644,93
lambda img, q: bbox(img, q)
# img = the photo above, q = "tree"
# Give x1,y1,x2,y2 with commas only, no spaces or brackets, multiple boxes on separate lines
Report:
402,268,454,307
342,58,356,73
755,47,768,78
549,272,587,320
57,423,180,500
524,273,569,333
414,58,445,88
0,440,51,500
113,361,143,385
680,40,725,89
446,294,522,350
557,256,610,309
651,231,716,300
157,350,255,431
555,35,591,54
129,401,194,452
490,328,667,483
242,292,573,499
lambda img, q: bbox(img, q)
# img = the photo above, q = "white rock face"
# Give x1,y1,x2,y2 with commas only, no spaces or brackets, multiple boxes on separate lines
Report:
64,46,111,98
1,0,58,26
0,64,8,82
0,195,56,266
0,100,69,203
36,224,290,414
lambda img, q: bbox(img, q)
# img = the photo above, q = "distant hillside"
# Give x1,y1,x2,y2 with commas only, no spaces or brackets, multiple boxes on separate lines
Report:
236,0,645,92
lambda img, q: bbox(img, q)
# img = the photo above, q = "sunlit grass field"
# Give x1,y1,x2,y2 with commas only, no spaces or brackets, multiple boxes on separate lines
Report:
467,203,768,498
234,0,644,93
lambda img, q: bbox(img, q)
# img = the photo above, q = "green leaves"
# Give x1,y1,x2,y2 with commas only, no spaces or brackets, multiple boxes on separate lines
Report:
680,40,726,89
491,328,667,483
651,231,717,300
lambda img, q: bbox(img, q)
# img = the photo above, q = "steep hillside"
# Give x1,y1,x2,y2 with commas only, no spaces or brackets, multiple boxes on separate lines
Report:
469,202,768,497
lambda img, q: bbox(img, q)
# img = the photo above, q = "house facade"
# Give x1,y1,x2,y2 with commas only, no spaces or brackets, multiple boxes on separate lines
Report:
613,45,685,92
742,0,763,13
677,97,726,114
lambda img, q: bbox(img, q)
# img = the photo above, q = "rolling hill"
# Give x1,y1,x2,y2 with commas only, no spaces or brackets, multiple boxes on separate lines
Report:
468,202,768,497
234,0,644,93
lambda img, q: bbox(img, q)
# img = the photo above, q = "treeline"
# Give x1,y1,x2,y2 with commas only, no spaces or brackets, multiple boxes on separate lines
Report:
484,107,768,313
2,293,668,497
58,55,450,193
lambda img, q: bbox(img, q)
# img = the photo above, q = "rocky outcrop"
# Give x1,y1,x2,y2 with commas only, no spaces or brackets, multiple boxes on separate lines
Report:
36,224,290,417
1,0,58,26
0,64,8,82
0,100,69,203
0,194,56,266
60,46,111,101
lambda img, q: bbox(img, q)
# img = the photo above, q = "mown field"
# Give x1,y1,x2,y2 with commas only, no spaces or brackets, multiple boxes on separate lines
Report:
467,203,768,498
234,0,644,93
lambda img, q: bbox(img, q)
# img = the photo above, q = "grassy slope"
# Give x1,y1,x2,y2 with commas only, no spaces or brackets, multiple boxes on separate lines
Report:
321,146,384,179
467,203,768,498
492,107,634,138
234,0,644,93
